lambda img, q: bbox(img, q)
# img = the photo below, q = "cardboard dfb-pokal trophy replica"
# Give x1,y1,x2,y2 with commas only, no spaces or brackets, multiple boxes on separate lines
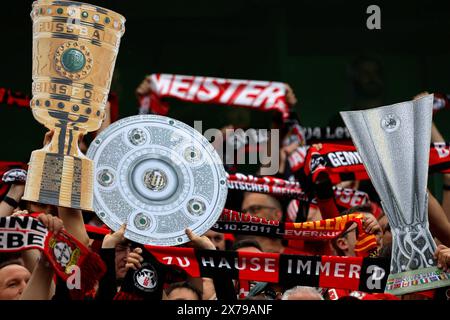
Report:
341,94,450,296
23,1,125,210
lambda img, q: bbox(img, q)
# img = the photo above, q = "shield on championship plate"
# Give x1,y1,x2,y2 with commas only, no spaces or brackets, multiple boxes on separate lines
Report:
87,115,228,246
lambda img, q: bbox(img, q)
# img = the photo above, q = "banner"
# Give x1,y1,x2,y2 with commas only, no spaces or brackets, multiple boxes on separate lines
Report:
0,215,106,298
227,172,370,210
145,246,390,293
140,74,290,119
302,143,450,184
214,209,367,239
226,173,305,198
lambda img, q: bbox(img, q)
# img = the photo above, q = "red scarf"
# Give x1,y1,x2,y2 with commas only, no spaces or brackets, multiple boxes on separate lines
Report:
302,143,450,184
144,246,389,293
227,172,370,210
215,209,377,256
0,87,29,108
0,215,106,299
429,142,450,173
0,87,119,122
227,173,305,198
139,74,290,119
85,210,378,257
216,209,361,240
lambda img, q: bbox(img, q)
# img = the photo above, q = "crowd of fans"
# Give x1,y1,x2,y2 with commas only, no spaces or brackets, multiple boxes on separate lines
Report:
1,58,450,301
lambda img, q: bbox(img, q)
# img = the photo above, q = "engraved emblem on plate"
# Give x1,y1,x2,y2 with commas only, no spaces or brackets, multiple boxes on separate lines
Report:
183,146,202,163
128,128,147,146
169,132,183,146
54,41,93,80
143,169,167,191
381,113,400,133
97,168,115,187
187,198,206,216
134,213,152,231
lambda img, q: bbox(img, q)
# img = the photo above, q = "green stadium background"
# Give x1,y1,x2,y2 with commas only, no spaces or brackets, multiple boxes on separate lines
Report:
1,0,449,196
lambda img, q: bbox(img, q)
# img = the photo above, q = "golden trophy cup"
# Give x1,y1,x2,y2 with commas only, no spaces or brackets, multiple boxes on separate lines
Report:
23,0,125,210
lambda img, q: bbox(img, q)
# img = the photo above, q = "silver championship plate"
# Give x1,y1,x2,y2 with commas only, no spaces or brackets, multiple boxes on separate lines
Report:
87,115,228,246
341,94,450,295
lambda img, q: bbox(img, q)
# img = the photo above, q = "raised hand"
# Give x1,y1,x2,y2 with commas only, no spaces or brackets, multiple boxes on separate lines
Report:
102,223,127,249
37,213,64,235
185,228,216,250
125,247,144,271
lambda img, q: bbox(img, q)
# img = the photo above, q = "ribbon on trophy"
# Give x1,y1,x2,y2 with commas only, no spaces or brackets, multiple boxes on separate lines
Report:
138,73,290,119
0,215,106,299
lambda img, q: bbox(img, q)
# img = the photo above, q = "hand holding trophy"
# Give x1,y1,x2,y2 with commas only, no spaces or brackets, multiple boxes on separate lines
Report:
24,0,125,210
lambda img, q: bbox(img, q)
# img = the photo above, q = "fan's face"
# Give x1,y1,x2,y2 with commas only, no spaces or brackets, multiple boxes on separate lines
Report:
115,243,131,279
0,264,31,300
166,288,199,300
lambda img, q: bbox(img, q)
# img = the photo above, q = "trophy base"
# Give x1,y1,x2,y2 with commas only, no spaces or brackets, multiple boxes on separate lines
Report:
23,150,93,211
385,266,450,296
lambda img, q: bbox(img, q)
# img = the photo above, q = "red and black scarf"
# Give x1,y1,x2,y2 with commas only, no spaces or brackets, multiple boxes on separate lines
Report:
214,210,378,256
85,207,378,260
301,143,450,184
227,173,306,198
139,74,290,119
0,87,120,123
227,172,370,212
144,246,389,293
214,209,361,241
0,87,30,108
0,215,106,299
86,210,377,257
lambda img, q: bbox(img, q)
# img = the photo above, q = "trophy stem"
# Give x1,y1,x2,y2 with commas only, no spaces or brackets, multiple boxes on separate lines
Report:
23,123,93,210
48,122,85,157
390,224,436,274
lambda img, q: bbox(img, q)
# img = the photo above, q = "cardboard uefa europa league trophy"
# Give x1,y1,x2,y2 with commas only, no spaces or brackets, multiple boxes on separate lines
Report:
341,94,450,295
23,1,125,210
